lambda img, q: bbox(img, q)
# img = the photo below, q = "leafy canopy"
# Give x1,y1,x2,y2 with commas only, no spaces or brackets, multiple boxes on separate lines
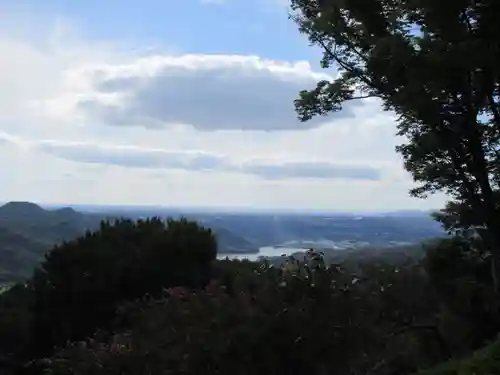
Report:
291,0,500,236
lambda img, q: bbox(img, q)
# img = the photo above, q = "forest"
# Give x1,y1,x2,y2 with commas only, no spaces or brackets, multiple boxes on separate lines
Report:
2,0,500,374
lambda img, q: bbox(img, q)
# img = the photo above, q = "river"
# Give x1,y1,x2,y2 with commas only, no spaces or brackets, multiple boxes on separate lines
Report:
217,246,307,261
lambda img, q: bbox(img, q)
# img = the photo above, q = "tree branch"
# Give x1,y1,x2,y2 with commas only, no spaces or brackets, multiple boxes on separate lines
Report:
350,94,379,100
315,37,374,89
384,323,438,339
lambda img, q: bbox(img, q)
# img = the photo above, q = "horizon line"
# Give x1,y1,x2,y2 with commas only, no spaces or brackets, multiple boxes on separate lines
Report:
0,200,439,216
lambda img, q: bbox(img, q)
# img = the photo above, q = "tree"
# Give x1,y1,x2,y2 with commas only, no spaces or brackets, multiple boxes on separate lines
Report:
30,218,216,358
290,0,500,289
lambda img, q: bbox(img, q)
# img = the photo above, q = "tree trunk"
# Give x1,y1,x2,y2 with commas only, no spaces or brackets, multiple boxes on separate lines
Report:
476,178,500,295
466,128,500,294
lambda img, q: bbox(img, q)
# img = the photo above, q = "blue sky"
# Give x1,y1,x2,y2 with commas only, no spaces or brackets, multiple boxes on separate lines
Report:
0,0,446,211
3,0,317,61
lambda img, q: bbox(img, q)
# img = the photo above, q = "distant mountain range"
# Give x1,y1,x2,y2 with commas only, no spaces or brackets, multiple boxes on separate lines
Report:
0,201,446,282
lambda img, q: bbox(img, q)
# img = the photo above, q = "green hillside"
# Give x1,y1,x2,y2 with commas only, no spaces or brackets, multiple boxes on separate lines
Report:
0,227,45,282
0,202,106,281
0,202,103,246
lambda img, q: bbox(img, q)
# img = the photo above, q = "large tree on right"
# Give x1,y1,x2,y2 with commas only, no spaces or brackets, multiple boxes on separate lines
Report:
290,0,500,289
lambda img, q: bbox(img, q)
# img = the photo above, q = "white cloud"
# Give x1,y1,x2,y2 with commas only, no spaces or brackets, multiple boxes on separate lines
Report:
48,54,356,131
1,136,382,181
36,140,229,172
0,14,447,211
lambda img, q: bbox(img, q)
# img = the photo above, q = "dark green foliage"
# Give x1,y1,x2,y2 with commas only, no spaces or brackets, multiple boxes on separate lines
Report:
287,1,500,370
0,283,34,369
0,237,497,375
423,238,500,353
30,217,216,357
45,252,448,375
416,337,500,375
290,0,500,287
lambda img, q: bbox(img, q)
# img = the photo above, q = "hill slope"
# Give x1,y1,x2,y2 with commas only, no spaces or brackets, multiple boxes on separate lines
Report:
0,227,45,282
0,202,106,281
0,202,103,245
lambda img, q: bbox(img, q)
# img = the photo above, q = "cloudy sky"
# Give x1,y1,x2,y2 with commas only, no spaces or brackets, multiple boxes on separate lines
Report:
0,0,446,211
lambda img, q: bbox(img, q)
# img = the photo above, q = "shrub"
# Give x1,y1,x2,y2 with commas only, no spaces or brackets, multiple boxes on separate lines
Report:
30,217,216,357
423,238,500,353
46,252,444,375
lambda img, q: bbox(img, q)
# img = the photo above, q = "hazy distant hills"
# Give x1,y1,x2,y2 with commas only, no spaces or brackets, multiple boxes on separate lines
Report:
0,202,104,245
0,201,446,282
0,226,45,281
0,202,106,282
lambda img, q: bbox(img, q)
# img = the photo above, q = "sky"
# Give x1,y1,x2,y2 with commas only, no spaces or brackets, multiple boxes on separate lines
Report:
0,0,447,211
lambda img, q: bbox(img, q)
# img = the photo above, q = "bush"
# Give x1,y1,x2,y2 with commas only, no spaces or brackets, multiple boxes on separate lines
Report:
45,252,446,375
422,238,500,354
30,217,216,357
6,236,500,375
0,283,34,369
